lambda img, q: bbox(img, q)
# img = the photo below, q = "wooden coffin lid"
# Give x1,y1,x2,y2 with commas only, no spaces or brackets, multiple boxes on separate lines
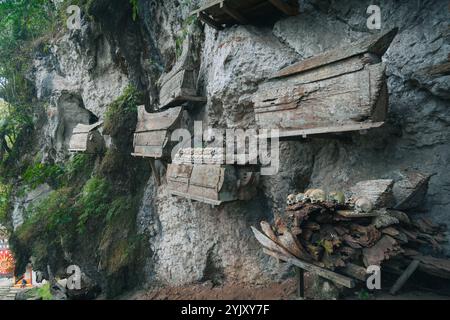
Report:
159,36,196,89
72,121,103,134
135,106,183,133
272,28,398,79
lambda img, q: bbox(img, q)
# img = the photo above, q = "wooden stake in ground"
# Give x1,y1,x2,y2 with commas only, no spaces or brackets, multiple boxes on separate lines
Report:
296,267,305,299
390,260,420,295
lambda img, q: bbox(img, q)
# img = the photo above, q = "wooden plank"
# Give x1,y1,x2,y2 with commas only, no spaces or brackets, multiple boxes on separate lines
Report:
258,122,385,139
272,28,398,79
350,179,395,209
220,1,248,24
170,190,223,206
337,209,382,218
268,0,298,16
296,267,305,298
198,11,223,30
149,159,161,187
253,64,387,135
253,227,355,288
390,260,420,295
339,263,367,282
135,106,182,132
191,0,224,16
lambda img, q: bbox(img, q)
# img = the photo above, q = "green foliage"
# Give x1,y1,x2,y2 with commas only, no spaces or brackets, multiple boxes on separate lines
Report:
64,153,95,184
76,177,111,234
103,85,140,138
23,162,65,189
129,0,139,21
37,282,53,300
0,182,12,224
0,1,58,167
106,196,134,223
175,15,197,58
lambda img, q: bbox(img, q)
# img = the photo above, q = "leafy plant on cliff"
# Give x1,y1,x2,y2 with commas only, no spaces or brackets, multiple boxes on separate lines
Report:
0,1,57,169
130,0,139,21
76,177,111,234
103,85,139,139
0,181,12,224
23,162,65,190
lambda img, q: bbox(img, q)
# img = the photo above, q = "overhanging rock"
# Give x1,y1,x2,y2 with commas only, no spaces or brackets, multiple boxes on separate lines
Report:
252,28,398,139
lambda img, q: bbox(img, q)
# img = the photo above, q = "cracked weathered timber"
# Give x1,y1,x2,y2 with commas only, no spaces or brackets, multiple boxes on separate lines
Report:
252,29,398,138
68,121,104,154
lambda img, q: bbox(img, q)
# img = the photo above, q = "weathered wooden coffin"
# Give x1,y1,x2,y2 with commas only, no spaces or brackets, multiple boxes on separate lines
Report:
167,163,259,205
158,36,205,109
252,29,398,138
191,0,299,29
68,121,104,153
132,106,183,159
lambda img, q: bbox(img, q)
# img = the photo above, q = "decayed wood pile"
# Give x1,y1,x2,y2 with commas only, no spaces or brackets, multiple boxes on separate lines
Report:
257,179,450,283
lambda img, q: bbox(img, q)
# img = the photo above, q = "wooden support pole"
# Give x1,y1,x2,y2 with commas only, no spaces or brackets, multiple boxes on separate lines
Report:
149,159,161,186
197,12,223,30
296,267,305,298
390,259,420,295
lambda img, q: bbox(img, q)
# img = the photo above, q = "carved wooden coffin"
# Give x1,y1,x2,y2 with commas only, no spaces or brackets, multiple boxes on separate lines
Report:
191,0,299,30
132,106,183,159
158,36,205,109
68,121,104,153
167,162,259,205
252,29,398,138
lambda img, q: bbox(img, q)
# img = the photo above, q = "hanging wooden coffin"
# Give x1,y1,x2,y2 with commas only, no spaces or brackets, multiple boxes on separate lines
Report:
158,36,205,109
132,106,183,159
252,28,398,139
191,0,299,30
68,121,104,153
167,163,259,205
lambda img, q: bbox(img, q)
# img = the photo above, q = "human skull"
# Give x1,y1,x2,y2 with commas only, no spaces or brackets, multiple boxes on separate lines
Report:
287,194,296,206
295,193,305,203
310,189,326,203
328,191,345,205
354,197,373,213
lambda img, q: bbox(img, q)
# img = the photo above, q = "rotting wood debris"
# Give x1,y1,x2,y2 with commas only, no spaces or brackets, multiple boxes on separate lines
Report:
254,176,450,294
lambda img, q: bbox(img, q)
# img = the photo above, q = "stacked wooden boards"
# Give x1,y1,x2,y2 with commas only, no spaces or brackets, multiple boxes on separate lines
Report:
252,28,398,138
131,106,183,159
191,0,299,30
168,149,260,205
68,121,104,154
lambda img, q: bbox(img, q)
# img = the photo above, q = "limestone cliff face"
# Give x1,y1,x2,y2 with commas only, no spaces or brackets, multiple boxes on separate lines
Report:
14,0,450,292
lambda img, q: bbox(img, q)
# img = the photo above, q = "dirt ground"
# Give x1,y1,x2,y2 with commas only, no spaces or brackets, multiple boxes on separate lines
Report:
127,271,450,300
130,278,301,300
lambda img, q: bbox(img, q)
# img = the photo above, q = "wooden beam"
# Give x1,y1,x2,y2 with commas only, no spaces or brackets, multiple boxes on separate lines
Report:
268,0,298,16
340,263,367,282
257,122,385,139
149,159,161,186
197,12,223,30
390,260,420,295
272,28,398,79
296,267,305,298
220,1,248,24
254,228,355,288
